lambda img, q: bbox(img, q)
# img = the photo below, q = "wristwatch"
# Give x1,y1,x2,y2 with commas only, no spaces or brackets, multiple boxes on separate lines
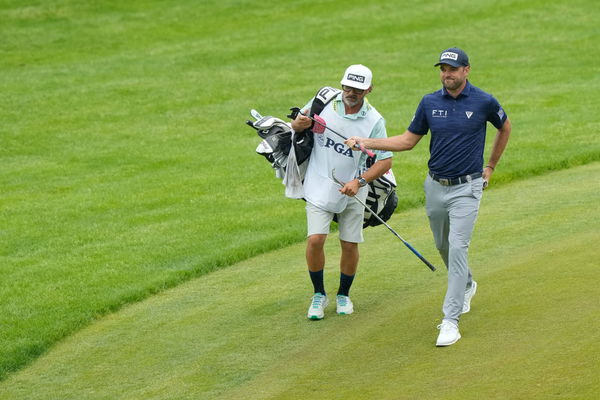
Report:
357,177,367,187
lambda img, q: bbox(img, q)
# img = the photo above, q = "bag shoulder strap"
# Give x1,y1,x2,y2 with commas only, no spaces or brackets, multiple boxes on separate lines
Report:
310,86,341,116
292,87,341,166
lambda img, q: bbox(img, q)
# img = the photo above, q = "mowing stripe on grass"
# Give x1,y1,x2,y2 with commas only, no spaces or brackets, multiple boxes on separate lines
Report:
0,163,598,399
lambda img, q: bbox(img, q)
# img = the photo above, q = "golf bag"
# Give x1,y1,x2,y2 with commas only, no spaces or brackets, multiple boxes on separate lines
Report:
330,155,398,228
251,115,293,178
248,87,340,177
246,87,398,228
362,162,398,228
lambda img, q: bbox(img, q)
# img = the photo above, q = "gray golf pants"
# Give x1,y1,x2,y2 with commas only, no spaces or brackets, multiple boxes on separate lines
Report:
424,174,484,324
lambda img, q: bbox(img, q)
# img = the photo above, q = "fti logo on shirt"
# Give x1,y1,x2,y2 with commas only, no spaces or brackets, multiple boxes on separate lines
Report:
432,109,447,118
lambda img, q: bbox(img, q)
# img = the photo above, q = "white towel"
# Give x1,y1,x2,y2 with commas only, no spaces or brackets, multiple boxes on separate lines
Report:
283,130,307,199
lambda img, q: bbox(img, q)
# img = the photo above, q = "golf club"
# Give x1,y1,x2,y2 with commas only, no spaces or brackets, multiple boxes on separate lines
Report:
288,107,376,158
250,109,263,121
331,169,436,272
246,109,264,128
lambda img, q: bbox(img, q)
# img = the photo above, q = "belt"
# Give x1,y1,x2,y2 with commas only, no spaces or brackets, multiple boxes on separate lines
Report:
429,171,482,186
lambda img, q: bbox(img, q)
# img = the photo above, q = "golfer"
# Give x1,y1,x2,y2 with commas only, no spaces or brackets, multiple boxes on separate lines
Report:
346,48,511,345
291,64,392,320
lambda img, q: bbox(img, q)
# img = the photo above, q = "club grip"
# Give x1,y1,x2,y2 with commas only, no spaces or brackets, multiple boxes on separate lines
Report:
419,256,437,272
403,241,436,271
360,146,376,158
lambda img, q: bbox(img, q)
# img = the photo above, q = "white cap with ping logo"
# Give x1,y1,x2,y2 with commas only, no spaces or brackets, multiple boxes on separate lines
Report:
340,64,372,90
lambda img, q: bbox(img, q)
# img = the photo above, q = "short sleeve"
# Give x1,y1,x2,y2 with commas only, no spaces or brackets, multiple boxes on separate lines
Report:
369,118,393,160
487,96,507,130
407,97,429,135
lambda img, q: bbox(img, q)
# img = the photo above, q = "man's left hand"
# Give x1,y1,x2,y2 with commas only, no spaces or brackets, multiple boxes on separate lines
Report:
483,166,494,189
339,179,360,197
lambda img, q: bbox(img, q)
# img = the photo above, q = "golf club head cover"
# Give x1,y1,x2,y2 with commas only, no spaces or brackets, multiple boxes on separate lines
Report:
312,114,326,134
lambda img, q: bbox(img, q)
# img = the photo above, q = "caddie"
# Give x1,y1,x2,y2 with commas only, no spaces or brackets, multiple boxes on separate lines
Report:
291,64,393,320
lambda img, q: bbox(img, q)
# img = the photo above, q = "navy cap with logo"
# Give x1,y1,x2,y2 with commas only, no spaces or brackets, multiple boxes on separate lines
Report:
434,47,470,67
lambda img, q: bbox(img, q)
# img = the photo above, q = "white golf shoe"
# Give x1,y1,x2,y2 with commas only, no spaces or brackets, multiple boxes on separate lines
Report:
307,293,328,320
462,281,477,314
436,320,461,347
336,295,354,315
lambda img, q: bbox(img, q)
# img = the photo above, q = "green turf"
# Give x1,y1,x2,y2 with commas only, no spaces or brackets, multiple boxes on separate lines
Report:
1,0,600,380
0,163,598,399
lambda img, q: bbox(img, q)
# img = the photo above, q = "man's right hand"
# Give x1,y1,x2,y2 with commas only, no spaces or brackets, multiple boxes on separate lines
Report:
345,136,364,151
290,109,312,131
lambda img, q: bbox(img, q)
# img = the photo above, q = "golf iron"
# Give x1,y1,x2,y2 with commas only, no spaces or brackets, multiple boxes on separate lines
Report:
331,170,436,272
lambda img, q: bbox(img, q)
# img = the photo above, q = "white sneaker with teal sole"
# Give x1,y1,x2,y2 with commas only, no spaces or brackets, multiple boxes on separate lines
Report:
307,293,328,320
462,281,477,314
336,295,354,315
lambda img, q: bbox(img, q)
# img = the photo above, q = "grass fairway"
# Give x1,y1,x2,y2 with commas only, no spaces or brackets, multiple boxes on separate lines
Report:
1,163,598,399
1,0,600,381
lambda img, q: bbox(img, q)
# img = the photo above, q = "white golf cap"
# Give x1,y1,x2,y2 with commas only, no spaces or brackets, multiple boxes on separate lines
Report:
340,64,372,90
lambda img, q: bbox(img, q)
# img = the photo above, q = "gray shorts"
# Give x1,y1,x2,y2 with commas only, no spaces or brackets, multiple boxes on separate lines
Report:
306,200,364,243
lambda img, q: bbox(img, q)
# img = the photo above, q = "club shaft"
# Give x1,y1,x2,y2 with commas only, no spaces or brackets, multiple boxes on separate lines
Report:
351,194,437,272
300,111,375,157
312,117,347,141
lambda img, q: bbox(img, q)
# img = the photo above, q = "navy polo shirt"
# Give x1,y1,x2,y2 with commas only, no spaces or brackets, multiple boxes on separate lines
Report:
408,81,507,178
